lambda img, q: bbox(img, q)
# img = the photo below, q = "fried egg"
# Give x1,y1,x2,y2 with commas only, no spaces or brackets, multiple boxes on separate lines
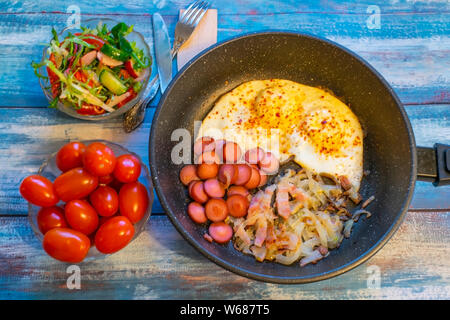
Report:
197,79,364,191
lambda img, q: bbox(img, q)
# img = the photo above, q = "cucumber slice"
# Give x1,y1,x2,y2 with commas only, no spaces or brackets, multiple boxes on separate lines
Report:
99,69,127,95
100,44,129,62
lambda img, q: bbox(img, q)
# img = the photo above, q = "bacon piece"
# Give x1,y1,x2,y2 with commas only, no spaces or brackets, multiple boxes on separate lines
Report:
254,218,267,247
276,184,291,219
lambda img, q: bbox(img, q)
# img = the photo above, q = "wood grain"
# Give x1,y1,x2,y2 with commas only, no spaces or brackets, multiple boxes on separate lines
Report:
2,0,449,15
0,210,449,299
0,9,449,107
0,105,448,216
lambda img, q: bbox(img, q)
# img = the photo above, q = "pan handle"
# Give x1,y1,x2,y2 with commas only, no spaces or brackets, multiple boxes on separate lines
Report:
417,144,450,186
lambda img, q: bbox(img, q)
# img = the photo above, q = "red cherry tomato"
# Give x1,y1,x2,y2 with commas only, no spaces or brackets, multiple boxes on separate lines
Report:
65,200,99,235
37,206,67,234
113,154,141,183
119,182,149,224
82,142,116,176
98,214,117,227
53,167,98,202
43,228,90,263
109,177,124,193
89,186,119,217
94,216,135,254
98,174,114,185
20,175,59,207
55,142,87,172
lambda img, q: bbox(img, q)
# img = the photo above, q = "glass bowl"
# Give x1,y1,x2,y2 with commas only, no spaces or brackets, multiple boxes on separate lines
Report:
28,140,154,261
36,18,153,121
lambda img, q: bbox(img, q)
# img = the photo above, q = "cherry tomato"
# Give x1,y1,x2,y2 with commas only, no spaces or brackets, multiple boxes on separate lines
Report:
37,206,67,234
89,186,119,217
119,182,149,224
53,167,98,202
82,142,116,176
20,175,59,207
56,141,87,172
113,154,141,183
99,214,117,227
95,216,135,254
43,227,90,263
98,174,114,185
109,177,124,193
65,200,99,235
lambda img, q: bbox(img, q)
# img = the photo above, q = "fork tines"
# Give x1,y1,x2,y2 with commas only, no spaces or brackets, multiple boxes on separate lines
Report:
180,0,211,27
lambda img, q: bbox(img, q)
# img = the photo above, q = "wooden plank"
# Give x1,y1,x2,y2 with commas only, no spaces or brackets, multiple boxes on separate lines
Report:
0,105,448,216
2,0,450,15
0,211,449,299
0,11,449,107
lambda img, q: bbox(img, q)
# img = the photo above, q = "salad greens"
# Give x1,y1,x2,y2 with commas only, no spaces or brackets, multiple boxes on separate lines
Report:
33,22,151,116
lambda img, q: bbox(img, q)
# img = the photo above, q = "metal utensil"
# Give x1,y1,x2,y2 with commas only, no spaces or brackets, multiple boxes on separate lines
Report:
172,0,210,55
122,76,159,133
153,13,173,93
122,1,210,132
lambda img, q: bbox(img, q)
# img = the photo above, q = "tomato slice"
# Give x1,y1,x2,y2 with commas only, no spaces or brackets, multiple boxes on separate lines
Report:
117,88,137,108
76,104,106,115
47,53,60,98
73,33,105,50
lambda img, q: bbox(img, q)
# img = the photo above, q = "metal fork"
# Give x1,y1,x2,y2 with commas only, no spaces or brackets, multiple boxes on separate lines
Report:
123,1,210,133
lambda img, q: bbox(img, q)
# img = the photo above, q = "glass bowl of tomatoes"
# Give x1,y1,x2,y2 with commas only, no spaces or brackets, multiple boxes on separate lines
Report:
25,140,154,262
34,18,155,121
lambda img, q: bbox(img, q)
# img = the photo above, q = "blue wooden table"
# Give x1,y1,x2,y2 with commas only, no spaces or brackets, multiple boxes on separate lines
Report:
1,1,449,299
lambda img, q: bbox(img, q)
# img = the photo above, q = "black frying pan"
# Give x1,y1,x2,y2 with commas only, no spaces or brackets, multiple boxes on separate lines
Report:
149,32,449,283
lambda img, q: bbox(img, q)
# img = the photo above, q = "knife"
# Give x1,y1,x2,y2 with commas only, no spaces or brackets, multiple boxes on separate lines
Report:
152,13,172,94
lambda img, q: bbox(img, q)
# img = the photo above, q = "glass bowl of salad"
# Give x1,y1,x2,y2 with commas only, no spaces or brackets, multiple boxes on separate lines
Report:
33,19,153,121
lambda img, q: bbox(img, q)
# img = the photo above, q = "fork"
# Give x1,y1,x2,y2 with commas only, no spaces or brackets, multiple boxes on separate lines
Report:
123,0,210,133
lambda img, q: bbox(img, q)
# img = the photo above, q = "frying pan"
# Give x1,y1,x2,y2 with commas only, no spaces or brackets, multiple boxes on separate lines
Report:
149,32,450,283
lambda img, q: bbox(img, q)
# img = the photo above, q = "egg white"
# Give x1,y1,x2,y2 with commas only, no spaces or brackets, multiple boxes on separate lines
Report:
198,79,363,191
